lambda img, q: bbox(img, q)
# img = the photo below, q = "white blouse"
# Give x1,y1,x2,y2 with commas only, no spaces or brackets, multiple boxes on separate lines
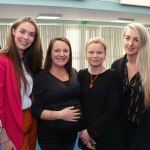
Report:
21,62,33,110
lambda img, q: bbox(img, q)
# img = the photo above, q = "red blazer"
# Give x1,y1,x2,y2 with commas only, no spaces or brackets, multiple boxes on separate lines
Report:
0,55,23,149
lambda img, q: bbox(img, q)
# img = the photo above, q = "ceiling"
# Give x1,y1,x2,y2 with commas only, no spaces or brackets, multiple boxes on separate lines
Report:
0,2,150,26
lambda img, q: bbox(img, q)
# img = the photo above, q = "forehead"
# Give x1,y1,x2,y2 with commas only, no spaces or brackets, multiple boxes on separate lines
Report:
53,40,69,48
88,42,105,49
125,27,137,37
17,21,36,33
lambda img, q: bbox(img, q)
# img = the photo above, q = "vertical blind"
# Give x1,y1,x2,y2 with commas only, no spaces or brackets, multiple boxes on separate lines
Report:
0,24,150,71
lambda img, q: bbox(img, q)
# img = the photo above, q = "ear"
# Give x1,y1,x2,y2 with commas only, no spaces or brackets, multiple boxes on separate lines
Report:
12,28,16,36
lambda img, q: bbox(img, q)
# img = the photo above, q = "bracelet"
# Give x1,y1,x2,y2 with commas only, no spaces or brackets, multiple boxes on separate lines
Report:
1,138,10,144
0,127,2,134
50,111,55,121
0,120,2,134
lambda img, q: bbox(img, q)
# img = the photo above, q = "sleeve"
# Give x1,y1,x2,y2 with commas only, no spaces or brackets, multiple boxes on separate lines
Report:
0,59,6,127
87,70,123,138
77,70,88,130
31,73,45,120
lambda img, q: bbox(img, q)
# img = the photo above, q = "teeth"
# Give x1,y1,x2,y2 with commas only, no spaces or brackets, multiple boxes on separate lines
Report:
21,41,28,45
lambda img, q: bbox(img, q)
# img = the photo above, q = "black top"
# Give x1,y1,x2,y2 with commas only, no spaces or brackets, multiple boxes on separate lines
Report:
78,68,124,150
123,60,145,125
111,55,150,150
31,69,81,150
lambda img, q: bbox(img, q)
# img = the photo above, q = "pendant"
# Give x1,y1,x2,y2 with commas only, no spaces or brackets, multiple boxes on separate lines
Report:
89,82,94,88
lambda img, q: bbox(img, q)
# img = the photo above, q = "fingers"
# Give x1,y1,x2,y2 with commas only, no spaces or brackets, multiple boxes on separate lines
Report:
90,138,96,145
87,142,96,150
68,106,81,112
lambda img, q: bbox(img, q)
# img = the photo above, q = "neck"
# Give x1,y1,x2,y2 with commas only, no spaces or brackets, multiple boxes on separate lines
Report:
18,49,24,58
89,65,104,75
127,54,137,64
49,66,69,81
50,65,66,72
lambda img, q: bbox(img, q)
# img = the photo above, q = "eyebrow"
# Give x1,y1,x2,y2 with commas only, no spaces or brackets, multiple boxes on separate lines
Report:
20,28,35,34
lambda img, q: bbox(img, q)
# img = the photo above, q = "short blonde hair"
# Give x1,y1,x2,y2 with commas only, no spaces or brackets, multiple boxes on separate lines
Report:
85,37,107,54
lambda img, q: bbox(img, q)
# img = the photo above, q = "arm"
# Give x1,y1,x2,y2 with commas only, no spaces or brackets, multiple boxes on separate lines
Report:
32,97,81,121
0,58,16,150
31,72,81,121
0,59,6,128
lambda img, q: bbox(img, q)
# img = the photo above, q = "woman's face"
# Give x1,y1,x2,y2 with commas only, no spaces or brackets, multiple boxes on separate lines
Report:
12,21,36,57
124,27,140,56
51,40,70,68
86,42,106,68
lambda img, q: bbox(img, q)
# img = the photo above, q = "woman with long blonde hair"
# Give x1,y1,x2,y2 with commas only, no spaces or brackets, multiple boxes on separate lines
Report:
112,23,150,150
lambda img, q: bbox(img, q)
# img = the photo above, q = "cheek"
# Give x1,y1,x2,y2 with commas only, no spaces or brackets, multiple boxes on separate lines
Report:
29,37,35,44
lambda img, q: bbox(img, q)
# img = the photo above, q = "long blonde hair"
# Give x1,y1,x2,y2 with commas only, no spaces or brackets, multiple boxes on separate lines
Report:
124,23,150,109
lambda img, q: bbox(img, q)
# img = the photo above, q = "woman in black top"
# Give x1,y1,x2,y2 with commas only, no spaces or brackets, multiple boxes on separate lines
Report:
78,37,124,150
31,37,82,150
111,23,150,150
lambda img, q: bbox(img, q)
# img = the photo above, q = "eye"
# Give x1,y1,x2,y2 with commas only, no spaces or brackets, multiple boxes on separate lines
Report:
54,49,60,52
125,37,130,40
29,33,35,37
20,29,25,34
134,38,139,42
88,51,94,54
64,49,69,53
97,51,102,54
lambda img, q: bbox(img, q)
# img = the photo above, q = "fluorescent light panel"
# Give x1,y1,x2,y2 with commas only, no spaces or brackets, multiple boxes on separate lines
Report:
37,14,62,19
111,18,134,23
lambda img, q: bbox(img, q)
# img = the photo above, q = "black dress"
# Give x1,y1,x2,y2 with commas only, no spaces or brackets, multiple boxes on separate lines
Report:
78,68,125,150
31,69,82,150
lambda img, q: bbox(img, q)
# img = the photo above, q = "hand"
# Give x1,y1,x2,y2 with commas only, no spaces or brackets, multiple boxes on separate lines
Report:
60,106,81,121
0,47,8,53
1,139,16,150
80,129,96,150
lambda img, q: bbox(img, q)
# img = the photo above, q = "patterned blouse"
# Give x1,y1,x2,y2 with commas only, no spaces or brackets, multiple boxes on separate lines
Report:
123,60,145,125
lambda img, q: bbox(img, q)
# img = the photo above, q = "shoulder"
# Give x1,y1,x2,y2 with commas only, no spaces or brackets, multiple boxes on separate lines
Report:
111,55,126,69
111,57,123,68
71,68,77,74
0,55,13,69
78,68,88,75
0,55,9,63
109,68,120,76
34,69,46,79
78,68,88,81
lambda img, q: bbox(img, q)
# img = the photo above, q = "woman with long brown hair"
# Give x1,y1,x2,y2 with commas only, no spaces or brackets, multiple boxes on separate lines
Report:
0,16,43,150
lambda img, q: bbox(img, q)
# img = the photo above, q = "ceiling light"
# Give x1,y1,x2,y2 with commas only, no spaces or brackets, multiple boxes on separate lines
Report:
111,18,134,23
37,14,62,19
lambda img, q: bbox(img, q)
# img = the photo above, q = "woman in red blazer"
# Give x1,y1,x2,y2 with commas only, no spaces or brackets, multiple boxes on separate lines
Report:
0,16,43,150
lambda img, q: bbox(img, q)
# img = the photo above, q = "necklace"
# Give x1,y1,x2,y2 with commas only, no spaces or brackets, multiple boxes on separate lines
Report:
89,74,99,88
89,67,103,89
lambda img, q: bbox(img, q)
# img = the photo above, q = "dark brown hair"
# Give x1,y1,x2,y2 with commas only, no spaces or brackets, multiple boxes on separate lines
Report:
44,37,72,75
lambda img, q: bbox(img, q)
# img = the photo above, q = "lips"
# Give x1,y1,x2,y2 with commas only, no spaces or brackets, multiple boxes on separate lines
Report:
20,40,28,46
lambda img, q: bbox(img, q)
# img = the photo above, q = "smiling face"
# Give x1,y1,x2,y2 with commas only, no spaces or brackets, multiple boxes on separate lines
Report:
86,42,106,68
124,27,140,57
51,40,70,68
12,21,35,57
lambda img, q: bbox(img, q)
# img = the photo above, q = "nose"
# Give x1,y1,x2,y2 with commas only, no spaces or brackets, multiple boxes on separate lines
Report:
128,39,134,45
60,50,65,56
23,33,29,39
93,52,98,57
